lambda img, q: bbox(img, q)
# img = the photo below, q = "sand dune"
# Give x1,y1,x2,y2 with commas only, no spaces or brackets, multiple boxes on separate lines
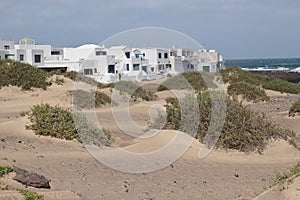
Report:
1,78,300,199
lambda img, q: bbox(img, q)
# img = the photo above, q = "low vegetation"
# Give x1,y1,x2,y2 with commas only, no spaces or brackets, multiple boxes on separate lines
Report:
227,82,269,102
0,59,49,90
114,81,157,101
24,104,111,146
17,189,44,200
271,162,300,191
158,71,217,92
289,98,300,117
221,67,300,94
97,82,115,89
0,166,13,177
62,71,97,85
152,92,298,152
69,90,112,109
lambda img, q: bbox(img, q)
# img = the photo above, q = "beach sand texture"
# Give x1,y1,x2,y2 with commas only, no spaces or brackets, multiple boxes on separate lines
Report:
0,77,300,200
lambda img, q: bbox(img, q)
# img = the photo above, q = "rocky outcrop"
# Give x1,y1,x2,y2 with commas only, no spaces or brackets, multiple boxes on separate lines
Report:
12,166,50,189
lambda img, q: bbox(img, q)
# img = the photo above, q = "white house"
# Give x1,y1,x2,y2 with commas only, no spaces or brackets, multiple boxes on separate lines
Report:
139,48,171,75
198,49,224,72
0,40,15,60
14,38,52,67
105,46,150,81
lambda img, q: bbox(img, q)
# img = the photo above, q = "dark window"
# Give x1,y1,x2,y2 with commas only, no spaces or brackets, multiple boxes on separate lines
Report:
108,65,115,73
84,69,93,75
142,66,147,73
203,66,210,72
96,51,106,56
190,64,194,69
166,64,171,69
20,54,24,61
133,64,140,71
34,55,41,63
94,68,97,73
158,65,164,71
158,52,162,59
164,53,168,58
51,51,61,55
125,52,130,59
4,45,9,50
126,64,130,71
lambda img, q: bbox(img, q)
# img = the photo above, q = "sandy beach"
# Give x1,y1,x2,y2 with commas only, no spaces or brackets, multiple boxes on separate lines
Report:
1,76,300,200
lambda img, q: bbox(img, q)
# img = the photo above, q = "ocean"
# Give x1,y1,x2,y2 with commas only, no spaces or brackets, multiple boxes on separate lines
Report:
224,58,300,72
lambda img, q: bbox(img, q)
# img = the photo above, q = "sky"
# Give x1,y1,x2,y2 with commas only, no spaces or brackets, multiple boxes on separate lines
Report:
0,0,300,59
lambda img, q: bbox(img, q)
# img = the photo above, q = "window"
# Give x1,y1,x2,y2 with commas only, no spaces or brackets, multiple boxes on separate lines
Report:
166,64,171,69
4,45,9,50
96,51,106,56
126,64,130,71
84,69,93,75
20,54,24,61
142,66,147,73
203,66,210,72
34,55,41,63
51,51,61,55
190,64,194,69
108,65,115,73
187,64,189,68
158,53,162,59
158,64,164,71
164,53,168,59
94,68,97,73
133,64,140,71
125,52,130,59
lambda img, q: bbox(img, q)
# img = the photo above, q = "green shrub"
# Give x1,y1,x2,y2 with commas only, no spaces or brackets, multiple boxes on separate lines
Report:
0,166,13,177
271,162,300,190
54,76,64,85
227,82,269,102
17,189,44,200
0,59,49,90
70,90,112,109
289,98,300,117
97,82,115,89
153,92,298,152
158,72,217,92
114,81,157,101
24,104,111,145
221,67,300,94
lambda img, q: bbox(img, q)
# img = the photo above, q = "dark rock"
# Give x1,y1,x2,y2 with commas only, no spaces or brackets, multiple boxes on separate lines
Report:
0,138,5,142
125,188,129,193
12,166,50,189
234,173,239,178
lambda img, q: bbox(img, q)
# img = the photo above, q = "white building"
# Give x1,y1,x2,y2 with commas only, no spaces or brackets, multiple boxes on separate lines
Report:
105,46,150,82
0,37,225,83
12,38,52,67
0,40,15,60
139,48,171,75
198,49,224,72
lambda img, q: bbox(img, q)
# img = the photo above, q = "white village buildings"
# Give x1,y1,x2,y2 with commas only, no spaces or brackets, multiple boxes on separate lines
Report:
0,37,224,83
